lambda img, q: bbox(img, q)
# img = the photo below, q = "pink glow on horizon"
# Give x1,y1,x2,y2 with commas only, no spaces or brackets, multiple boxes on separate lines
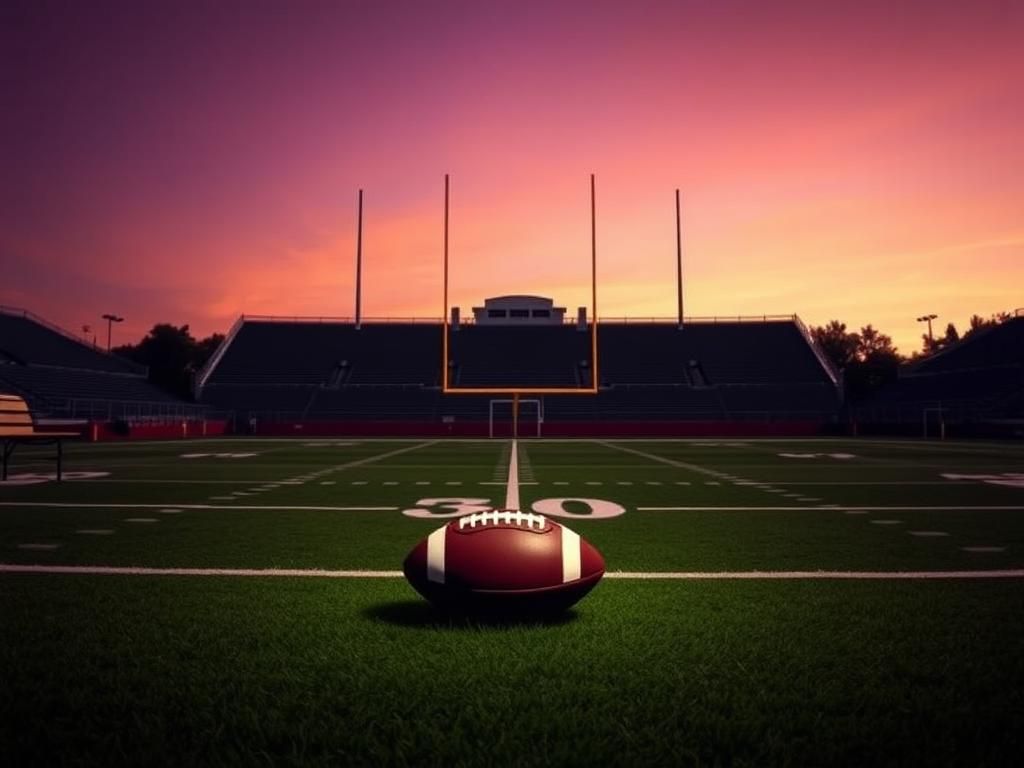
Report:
2,1,1022,354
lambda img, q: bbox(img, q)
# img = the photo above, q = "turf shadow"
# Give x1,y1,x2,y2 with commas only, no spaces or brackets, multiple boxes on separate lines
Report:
363,600,580,630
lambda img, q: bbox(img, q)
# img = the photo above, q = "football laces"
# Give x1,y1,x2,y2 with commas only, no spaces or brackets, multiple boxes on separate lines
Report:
457,510,547,530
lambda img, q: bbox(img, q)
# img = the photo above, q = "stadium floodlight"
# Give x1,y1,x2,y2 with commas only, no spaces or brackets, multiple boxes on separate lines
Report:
916,313,938,344
101,313,124,352
441,173,599,398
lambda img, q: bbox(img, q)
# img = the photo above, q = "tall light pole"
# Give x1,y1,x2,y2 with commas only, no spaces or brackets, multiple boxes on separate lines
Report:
916,313,938,346
101,313,124,352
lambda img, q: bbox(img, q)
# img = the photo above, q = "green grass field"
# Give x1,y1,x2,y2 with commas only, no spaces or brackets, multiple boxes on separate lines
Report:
2,437,1023,765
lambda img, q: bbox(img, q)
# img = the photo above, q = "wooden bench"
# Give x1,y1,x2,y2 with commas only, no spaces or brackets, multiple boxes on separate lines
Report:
0,393,80,481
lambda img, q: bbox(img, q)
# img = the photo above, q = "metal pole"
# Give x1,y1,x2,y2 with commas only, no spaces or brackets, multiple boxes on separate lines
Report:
106,318,112,352
355,189,363,329
676,189,683,329
443,174,449,390
590,173,598,393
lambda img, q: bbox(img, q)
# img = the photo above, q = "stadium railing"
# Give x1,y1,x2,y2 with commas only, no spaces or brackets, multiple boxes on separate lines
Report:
47,398,208,423
0,305,147,375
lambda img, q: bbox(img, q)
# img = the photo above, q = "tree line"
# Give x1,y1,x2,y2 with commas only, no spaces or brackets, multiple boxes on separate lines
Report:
809,312,1014,401
113,325,224,400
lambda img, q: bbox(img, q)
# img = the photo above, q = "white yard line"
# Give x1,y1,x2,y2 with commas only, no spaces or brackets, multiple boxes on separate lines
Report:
752,481,979,486
636,506,1024,512
598,441,727,480
1,565,1022,580
604,570,1024,580
0,502,397,511
506,439,520,510
70,479,272,485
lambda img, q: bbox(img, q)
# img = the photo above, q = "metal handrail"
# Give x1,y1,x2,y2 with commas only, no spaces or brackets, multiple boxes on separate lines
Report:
194,314,245,396
232,313,800,326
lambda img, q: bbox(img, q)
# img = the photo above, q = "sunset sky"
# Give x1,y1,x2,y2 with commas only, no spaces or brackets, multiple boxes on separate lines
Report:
2,0,1022,354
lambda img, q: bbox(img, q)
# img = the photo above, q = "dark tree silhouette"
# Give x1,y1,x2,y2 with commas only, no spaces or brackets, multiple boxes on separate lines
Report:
114,325,224,400
964,312,1012,340
810,321,860,371
811,320,902,402
856,325,900,365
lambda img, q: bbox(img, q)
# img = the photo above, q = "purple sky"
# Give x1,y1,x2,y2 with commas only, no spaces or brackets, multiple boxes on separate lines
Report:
2,0,1022,351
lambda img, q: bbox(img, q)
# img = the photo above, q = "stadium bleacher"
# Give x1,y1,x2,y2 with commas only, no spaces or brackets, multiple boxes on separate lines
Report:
450,325,590,388
196,313,841,427
0,306,196,420
858,316,1024,425
0,309,142,374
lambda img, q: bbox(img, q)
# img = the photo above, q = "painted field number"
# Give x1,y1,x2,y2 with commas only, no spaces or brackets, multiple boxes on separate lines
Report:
402,497,626,520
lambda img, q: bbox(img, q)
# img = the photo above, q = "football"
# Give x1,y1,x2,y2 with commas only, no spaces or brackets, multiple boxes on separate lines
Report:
403,510,605,615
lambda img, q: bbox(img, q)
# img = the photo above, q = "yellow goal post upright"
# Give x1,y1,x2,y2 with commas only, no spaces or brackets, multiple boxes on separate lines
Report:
441,173,600,438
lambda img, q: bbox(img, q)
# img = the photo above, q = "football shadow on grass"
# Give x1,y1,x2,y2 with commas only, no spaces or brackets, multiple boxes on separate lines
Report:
363,600,580,630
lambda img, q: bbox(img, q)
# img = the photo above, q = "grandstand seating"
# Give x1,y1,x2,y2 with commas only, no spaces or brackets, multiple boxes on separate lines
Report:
198,316,840,424
450,326,589,388
0,308,142,374
910,317,1024,375
859,317,1024,424
0,307,194,420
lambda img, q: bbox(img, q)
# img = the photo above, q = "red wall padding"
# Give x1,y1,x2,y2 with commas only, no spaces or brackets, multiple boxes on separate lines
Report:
89,420,230,441
251,420,826,438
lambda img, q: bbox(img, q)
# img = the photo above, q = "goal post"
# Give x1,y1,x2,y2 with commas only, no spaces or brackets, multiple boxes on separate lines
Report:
489,398,542,438
923,406,946,440
440,173,600,397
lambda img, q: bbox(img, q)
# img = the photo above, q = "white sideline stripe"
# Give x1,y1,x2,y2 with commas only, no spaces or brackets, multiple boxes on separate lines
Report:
561,527,581,583
2,565,1023,580
636,506,1024,512
0,503,397,511
505,439,520,510
604,570,1024,580
426,527,446,584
